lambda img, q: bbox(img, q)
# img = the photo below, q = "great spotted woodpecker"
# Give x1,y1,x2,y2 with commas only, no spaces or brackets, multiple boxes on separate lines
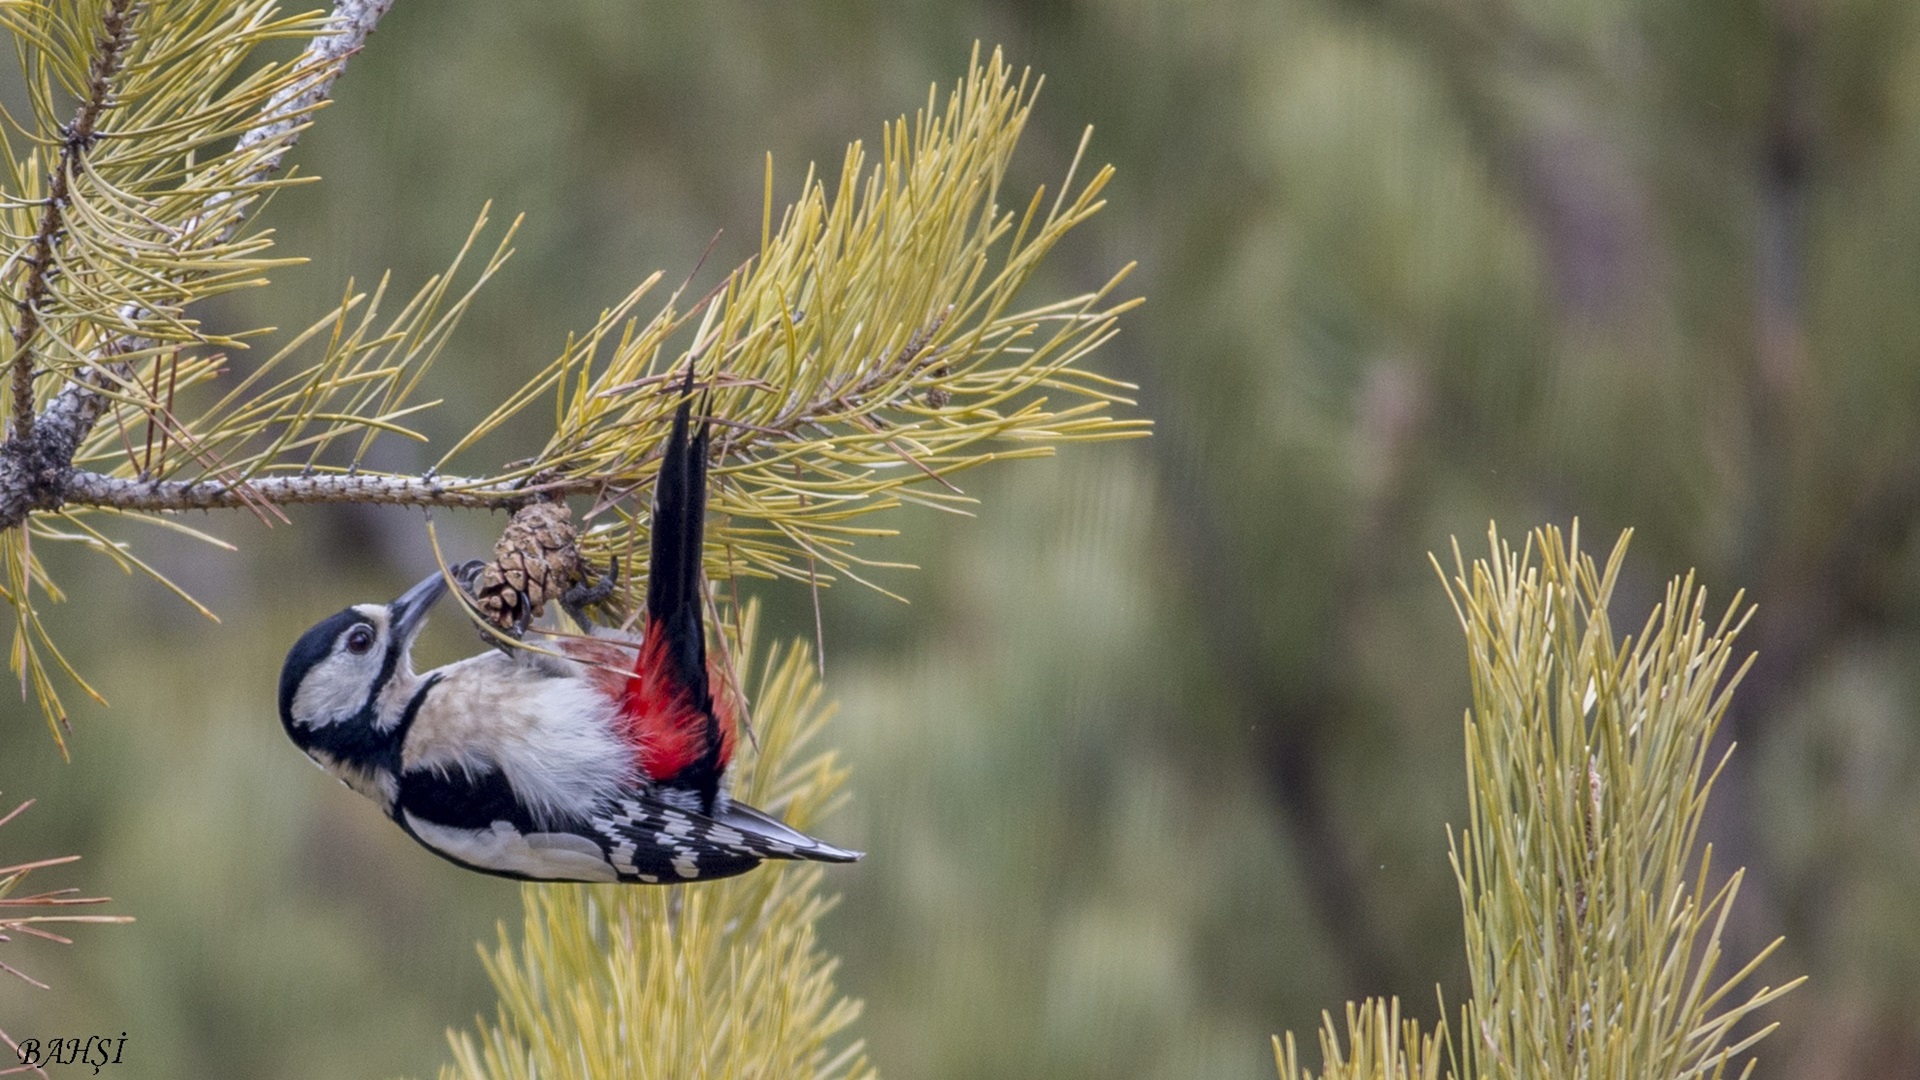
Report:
276,376,860,883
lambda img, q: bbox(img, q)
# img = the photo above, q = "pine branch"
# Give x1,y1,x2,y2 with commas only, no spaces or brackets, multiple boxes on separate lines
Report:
228,0,395,179
61,468,593,512
22,0,395,477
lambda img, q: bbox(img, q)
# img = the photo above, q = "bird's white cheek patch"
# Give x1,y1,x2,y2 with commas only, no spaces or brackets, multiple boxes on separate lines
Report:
403,814,617,883
291,666,370,729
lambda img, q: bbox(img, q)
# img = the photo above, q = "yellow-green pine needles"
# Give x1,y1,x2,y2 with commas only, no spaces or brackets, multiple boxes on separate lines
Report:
441,607,870,1080
1276,524,1800,1080
0,0,391,750
70,206,519,486
448,45,1147,602
0,0,333,375
1274,999,1445,1080
2,206,515,750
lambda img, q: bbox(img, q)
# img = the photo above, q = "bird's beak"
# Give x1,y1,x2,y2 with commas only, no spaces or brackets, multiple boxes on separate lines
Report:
387,571,449,645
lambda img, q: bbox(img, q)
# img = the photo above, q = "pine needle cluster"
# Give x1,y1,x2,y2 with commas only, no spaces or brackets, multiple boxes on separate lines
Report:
1,0,339,746
1276,525,1801,1080
449,43,1144,601
440,609,871,1080
1274,999,1443,1080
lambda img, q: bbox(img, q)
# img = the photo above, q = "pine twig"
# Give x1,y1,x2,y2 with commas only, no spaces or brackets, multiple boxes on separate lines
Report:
60,469,593,513
6,0,139,447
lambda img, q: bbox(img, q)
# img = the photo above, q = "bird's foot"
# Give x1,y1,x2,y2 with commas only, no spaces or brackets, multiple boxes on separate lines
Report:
561,556,620,628
449,559,488,596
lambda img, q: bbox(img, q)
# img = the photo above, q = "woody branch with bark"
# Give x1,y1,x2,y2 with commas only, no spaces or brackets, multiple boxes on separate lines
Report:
0,0,1142,753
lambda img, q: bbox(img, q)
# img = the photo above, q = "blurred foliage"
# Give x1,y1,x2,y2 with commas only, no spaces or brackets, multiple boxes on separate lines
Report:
3,1,1919,1078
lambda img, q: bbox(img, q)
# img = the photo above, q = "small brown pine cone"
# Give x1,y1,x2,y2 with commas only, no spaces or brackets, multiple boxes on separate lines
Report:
468,501,583,632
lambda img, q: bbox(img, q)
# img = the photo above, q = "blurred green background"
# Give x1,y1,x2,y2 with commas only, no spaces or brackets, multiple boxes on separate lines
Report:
5,1,1920,1077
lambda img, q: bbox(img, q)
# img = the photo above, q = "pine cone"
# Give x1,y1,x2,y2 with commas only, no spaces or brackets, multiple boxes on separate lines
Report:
466,501,582,633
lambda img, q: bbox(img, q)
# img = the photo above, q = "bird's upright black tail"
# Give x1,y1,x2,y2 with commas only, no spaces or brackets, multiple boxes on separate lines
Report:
639,364,730,810
646,364,712,708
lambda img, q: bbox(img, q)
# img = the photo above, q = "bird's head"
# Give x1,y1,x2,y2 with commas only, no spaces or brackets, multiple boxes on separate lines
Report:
277,571,447,805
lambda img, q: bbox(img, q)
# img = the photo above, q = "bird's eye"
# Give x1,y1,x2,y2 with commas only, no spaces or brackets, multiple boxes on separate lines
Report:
344,624,376,655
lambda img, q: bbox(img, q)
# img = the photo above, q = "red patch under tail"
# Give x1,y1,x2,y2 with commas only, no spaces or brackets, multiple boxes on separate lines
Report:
620,625,735,785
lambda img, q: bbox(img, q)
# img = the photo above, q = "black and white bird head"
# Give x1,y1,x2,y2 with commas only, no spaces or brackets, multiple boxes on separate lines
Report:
277,571,447,802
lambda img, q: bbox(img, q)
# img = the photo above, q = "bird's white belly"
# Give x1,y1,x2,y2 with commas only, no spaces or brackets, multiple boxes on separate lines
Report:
404,813,617,882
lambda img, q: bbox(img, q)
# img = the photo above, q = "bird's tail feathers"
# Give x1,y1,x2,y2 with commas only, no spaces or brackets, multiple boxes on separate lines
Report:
717,800,863,864
644,363,711,704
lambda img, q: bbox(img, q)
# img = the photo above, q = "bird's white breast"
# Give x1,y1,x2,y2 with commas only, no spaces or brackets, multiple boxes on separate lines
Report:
404,650,634,826
306,748,398,812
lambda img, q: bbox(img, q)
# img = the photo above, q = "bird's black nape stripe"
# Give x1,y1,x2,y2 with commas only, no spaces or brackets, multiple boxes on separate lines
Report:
646,363,713,712
365,618,407,711
306,669,440,776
